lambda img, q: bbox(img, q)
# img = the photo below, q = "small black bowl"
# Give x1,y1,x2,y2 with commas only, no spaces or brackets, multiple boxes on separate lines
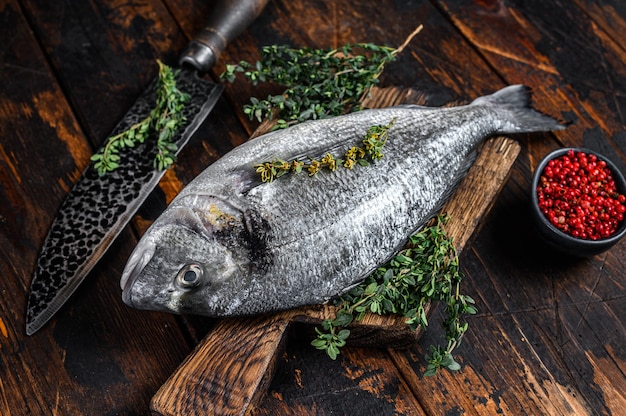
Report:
530,147,626,257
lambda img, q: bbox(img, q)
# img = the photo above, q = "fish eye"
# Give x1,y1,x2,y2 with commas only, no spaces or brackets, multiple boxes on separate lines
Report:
176,263,204,288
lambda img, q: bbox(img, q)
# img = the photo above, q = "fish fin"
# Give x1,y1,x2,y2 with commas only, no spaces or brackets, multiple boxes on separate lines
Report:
472,85,567,134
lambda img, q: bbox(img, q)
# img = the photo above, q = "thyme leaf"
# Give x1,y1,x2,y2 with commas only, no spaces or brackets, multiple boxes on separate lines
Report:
311,215,477,376
91,60,190,175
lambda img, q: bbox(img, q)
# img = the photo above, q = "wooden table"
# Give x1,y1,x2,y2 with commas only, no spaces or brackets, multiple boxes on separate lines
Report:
2,0,625,414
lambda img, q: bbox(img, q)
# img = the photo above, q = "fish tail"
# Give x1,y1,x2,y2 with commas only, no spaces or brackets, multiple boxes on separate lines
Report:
471,85,567,134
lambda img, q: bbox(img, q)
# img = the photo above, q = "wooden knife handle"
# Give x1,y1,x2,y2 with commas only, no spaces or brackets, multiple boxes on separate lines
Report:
150,311,293,416
179,0,270,72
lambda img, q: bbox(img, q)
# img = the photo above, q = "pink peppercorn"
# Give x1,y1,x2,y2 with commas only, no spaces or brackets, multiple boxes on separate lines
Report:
536,150,626,240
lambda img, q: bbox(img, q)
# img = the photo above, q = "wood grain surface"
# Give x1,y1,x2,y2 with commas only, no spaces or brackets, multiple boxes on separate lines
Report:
1,0,625,415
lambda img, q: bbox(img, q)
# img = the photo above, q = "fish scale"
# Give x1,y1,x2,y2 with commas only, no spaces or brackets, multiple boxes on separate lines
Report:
121,85,565,318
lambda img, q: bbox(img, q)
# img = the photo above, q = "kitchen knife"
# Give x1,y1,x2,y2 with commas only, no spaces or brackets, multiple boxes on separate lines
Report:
26,0,269,336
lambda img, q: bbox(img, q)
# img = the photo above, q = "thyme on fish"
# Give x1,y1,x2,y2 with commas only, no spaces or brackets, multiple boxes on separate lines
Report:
311,215,477,376
220,26,422,129
254,118,395,182
90,60,190,175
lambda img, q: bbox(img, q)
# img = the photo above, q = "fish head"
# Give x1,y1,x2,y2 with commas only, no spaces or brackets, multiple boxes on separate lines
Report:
120,195,254,316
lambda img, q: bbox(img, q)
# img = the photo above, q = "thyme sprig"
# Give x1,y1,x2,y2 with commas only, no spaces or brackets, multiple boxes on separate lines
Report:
311,215,477,376
221,25,422,129
91,60,190,175
221,43,398,128
254,118,395,182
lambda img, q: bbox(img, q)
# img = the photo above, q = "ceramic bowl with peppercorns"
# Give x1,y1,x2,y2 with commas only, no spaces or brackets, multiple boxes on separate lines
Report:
531,147,626,257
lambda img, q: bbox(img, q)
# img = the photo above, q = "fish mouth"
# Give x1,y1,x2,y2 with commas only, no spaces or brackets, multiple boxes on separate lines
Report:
120,237,156,307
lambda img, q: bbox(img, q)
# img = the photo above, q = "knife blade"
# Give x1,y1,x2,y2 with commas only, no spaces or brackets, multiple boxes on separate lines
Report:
26,0,269,336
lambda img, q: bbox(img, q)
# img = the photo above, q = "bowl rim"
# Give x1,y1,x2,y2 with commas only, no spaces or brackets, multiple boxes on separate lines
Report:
531,147,626,246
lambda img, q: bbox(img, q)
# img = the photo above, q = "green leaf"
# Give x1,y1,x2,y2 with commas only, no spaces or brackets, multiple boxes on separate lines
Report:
395,254,412,264
333,311,353,327
220,43,399,129
311,338,327,349
382,298,395,313
321,319,333,331
370,301,380,314
447,361,461,371
327,344,339,360
337,329,351,340
95,61,188,174
364,282,378,295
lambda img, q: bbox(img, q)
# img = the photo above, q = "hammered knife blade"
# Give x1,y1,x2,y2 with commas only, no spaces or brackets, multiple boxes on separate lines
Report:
26,0,269,336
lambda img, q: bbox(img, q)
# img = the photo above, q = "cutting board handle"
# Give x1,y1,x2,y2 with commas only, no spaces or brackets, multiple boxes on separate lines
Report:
150,311,293,416
179,0,269,73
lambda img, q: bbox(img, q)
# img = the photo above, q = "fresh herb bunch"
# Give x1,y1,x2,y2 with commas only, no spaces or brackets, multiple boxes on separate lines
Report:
254,118,395,182
91,60,190,175
221,43,398,128
311,215,477,376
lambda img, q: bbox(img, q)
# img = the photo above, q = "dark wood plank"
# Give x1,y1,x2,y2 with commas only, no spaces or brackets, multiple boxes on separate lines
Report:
390,312,598,415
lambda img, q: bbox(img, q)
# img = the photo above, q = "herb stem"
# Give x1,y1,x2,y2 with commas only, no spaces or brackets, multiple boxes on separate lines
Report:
393,24,424,57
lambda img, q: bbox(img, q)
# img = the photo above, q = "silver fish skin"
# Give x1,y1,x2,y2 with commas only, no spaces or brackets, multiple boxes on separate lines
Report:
121,85,564,317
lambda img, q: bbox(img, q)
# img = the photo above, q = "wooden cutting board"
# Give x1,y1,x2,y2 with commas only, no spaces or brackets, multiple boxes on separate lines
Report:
150,86,521,416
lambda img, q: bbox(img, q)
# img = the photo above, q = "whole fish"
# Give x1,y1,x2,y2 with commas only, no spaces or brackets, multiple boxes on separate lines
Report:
121,85,564,316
